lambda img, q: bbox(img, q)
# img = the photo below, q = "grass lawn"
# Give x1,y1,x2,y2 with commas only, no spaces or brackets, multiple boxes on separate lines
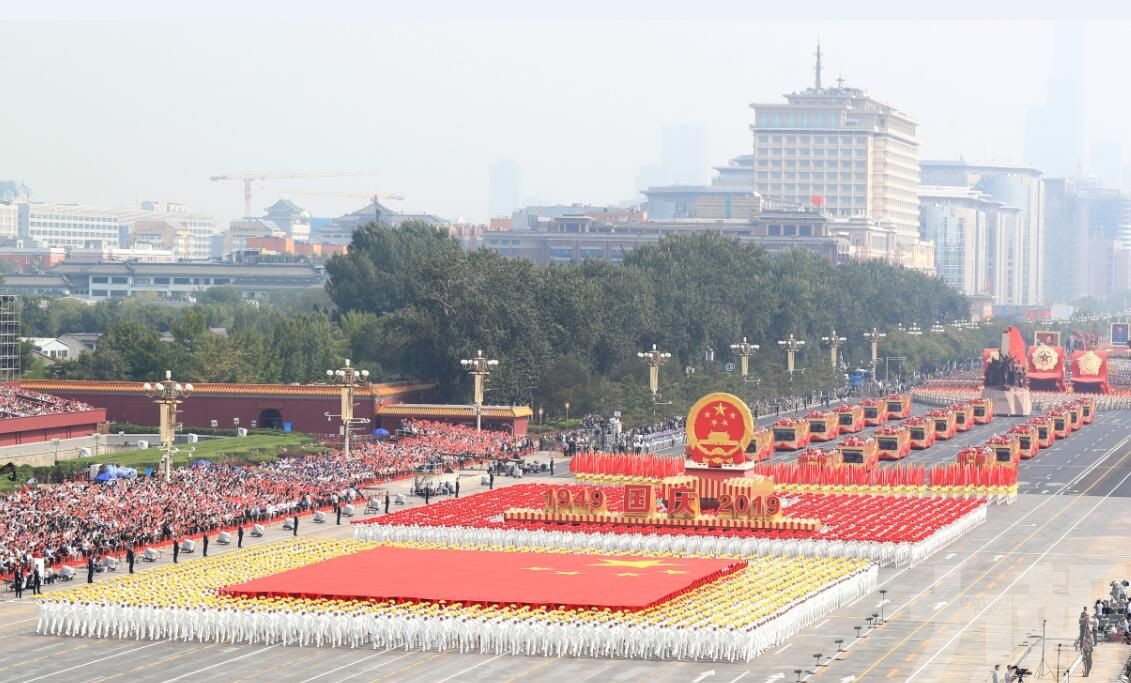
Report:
0,433,321,492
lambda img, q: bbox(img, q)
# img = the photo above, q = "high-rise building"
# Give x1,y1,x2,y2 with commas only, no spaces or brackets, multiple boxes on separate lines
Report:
488,160,521,220
1090,142,1123,189
921,161,1045,306
919,186,996,298
749,46,920,240
661,125,709,186
264,199,312,242
1041,178,1089,303
1024,22,1086,178
0,203,17,239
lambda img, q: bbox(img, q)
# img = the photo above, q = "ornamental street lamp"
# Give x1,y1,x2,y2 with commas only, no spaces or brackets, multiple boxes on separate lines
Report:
863,327,887,382
636,344,672,397
729,337,760,380
460,350,498,431
325,359,370,459
777,334,806,378
907,323,923,336
821,330,846,368
564,400,571,422
538,406,544,424
143,371,194,483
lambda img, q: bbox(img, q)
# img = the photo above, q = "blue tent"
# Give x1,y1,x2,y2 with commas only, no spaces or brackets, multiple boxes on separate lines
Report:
373,428,390,436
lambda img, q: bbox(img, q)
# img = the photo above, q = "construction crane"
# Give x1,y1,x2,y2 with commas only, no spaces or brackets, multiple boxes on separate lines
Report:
209,171,382,218
280,190,405,223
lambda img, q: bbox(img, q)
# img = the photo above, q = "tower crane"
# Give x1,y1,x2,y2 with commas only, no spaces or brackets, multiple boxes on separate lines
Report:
280,190,405,223
209,171,382,218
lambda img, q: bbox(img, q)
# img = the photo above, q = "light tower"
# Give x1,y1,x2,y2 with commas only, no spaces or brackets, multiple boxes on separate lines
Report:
777,334,806,378
325,359,370,459
729,337,760,379
636,344,672,397
821,330,846,368
863,327,886,381
143,371,194,483
460,350,499,431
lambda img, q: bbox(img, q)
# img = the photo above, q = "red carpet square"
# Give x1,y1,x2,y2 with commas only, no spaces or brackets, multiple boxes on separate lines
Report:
219,546,746,611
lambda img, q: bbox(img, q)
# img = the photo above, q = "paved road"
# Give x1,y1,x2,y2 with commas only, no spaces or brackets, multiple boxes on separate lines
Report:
3,410,1130,681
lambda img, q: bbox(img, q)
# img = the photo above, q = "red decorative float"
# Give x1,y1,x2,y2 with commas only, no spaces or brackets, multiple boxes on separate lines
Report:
838,436,878,471
772,417,810,451
861,398,888,427
806,410,840,442
834,404,865,433
952,402,975,432
984,434,1021,467
875,424,911,461
1069,349,1109,394
1007,423,1039,459
905,416,936,450
929,408,958,440
1029,416,1056,448
970,398,994,425
885,393,912,420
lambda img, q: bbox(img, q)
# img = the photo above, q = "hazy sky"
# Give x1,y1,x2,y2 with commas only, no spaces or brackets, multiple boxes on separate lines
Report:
3,1,1131,225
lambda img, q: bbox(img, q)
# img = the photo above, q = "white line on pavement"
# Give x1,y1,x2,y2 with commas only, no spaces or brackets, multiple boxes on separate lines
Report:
335,651,416,682
435,653,504,683
20,641,164,683
161,644,276,682
299,649,392,682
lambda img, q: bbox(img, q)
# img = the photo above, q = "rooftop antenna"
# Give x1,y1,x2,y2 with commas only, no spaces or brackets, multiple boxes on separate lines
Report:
814,41,823,90
836,75,845,89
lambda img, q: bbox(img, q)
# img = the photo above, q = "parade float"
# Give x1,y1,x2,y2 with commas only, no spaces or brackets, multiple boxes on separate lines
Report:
749,425,774,462
952,401,975,432
1007,422,1040,459
1030,416,1056,448
984,434,1022,467
955,445,998,467
682,392,763,483
1067,402,1084,430
771,417,811,451
805,410,840,442
838,436,878,471
796,447,843,469
982,326,1033,416
929,407,958,440
834,403,865,433
1049,407,1072,439
905,415,936,449
1077,396,1097,424
885,393,912,420
970,397,994,425
861,398,889,427
875,424,912,461
1027,342,1066,392
1069,349,1109,394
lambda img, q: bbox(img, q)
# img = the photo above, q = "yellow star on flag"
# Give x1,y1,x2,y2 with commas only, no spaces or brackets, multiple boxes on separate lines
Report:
555,571,580,575
661,569,688,575
616,572,642,577
589,559,678,569
525,567,554,572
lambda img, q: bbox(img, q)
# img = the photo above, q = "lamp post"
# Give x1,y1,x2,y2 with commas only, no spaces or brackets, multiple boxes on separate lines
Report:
143,370,193,483
538,406,544,425
863,327,886,382
636,344,672,397
729,337,760,380
460,350,499,432
777,334,806,379
907,323,923,336
564,401,570,423
325,359,370,459
821,330,846,368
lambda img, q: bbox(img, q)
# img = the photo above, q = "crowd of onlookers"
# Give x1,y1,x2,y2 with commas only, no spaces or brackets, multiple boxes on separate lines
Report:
0,421,527,582
0,385,94,419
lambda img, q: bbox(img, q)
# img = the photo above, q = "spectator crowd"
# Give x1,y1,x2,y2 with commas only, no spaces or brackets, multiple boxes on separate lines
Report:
0,385,94,419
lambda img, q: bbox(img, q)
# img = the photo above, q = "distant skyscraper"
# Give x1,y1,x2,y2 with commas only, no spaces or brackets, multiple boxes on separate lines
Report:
488,160,521,220
661,125,709,186
1089,142,1123,189
1042,178,1089,304
749,45,921,239
1024,22,1086,177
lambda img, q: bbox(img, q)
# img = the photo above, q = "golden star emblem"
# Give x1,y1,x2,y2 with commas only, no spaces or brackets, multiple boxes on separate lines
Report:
589,559,677,569
714,402,728,416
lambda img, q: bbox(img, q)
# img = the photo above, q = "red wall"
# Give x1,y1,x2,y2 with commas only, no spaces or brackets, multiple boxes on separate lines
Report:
0,410,108,447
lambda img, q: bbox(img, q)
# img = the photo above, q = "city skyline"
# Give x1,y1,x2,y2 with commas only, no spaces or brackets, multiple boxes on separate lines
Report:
3,11,1130,225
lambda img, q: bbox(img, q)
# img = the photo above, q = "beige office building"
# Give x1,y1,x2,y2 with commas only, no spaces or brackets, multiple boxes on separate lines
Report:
749,69,920,241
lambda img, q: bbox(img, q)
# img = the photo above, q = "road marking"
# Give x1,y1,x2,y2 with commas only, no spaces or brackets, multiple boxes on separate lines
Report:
727,673,749,683
435,654,504,683
161,645,276,682
298,650,391,682
775,643,793,655
906,463,1131,680
932,601,948,611
943,553,956,560
335,651,416,682
815,619,830,628
693,671,717,683
992,554,1004,561
20,641,164,683
763,674,785,682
